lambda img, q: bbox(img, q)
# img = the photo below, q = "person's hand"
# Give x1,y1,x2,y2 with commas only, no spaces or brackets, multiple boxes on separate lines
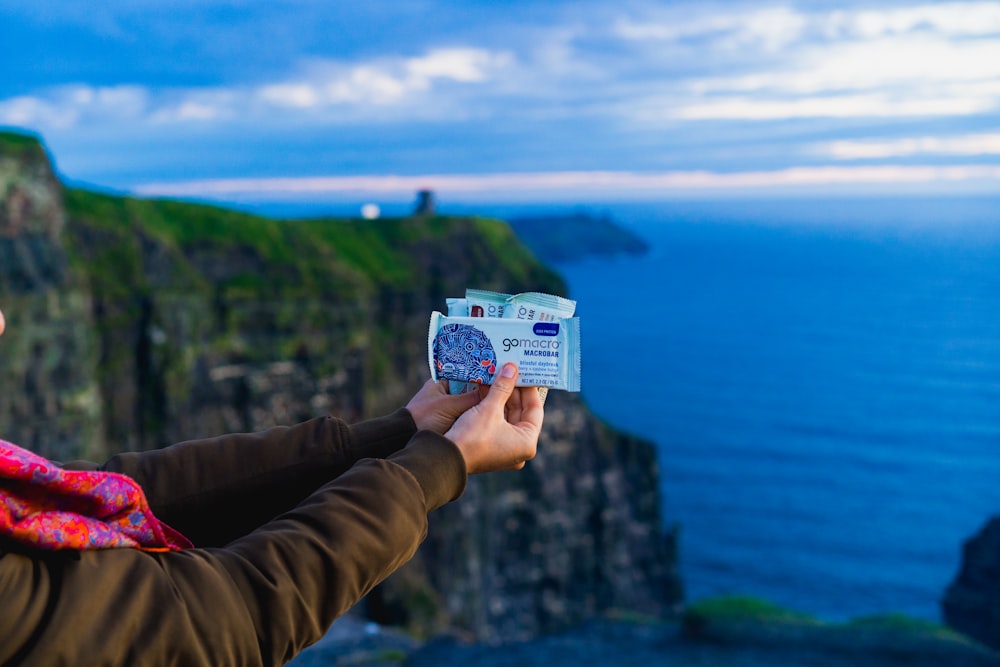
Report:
0,306,5,337
444,363,543,475
405,379,482,435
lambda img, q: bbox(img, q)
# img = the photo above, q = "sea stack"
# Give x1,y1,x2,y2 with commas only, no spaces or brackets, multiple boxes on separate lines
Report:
942,515,1000,651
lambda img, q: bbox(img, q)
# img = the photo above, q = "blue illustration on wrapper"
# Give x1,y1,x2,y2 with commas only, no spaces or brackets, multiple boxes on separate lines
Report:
433,323,498,385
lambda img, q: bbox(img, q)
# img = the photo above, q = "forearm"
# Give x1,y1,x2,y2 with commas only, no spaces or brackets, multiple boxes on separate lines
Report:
66,409,418,546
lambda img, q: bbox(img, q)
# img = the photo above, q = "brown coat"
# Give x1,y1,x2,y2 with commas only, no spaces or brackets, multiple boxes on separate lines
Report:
0,408,467,666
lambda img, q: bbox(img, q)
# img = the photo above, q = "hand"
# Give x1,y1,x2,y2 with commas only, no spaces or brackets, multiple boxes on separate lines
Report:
405,379,482,435
444,363,544,475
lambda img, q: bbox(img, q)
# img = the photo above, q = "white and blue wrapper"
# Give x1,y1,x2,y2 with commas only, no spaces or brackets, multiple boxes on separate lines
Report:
428,312,581,392
446,297,469,317
465,289,509,318
445,298,472,395
503,291,576,322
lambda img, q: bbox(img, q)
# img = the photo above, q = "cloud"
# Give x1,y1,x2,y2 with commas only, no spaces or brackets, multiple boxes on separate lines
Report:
4,1,1000,187
614,3,1000,45
668,94,994,120
0,96,77,129
133,165,1000,200
0,85,149,129
821,134,1000,159
1,47,511,132
611,4,1000,122
823,2,1000,39
255,48,510,109
614,7,808,52
688,36,1000,95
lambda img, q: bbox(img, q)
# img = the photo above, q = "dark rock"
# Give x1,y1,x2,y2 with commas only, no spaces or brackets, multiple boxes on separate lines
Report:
943,516,1000,651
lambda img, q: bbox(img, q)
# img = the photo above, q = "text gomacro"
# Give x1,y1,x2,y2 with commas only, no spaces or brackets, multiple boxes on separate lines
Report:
502,337,562,353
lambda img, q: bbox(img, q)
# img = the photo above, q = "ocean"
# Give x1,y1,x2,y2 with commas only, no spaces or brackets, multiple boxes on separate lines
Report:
255,195,1000,625
484,196,1000,623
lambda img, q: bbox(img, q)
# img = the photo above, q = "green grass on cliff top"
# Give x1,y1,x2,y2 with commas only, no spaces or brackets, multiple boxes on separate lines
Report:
0,130,46,160
684,595,981,647
63,187,563,300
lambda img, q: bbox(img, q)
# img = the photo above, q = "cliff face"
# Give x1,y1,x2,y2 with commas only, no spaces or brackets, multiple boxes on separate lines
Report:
0,131,681,639
0,133,99,458
943,516,1000,652
408,389,680,642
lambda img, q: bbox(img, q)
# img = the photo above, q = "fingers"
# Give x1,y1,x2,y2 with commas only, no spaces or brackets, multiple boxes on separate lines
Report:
517,386,544,432
448,387,482,411
407,378,484,433
481,362,518,412
505,382,523,421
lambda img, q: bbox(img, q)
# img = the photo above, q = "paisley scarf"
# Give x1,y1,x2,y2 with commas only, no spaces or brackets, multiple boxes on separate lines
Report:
0,438,191,551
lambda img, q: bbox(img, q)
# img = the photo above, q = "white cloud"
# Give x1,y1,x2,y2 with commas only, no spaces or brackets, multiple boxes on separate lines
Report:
255,48,511,109
0,85,148,129
823,3,1000,39
0,48,510,133
693,36,1000,95
255,83,319,109
614,7,807,49
406,48,500,83
0,95,77,129
610,4,1000,121
822,134,1000,159
669,94,994,120
615,3,1000,46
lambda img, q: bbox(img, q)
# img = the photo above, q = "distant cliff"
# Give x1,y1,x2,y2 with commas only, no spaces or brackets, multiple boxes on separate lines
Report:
0,130,681,640
507,212,650,264
943,516,1000,652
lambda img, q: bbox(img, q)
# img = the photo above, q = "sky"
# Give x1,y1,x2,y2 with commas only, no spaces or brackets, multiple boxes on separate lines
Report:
2,0,999,207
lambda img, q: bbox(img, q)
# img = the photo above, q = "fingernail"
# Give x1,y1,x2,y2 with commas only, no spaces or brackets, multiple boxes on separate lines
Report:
501,363,517,378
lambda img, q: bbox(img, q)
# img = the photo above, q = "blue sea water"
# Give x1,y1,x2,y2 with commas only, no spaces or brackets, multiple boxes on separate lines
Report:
492,197,1000,623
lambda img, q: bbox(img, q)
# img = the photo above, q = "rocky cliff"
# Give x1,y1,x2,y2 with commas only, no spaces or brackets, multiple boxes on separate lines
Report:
943,516,1000,652
0,132,97,458
506,212,650,264
0,130,681,640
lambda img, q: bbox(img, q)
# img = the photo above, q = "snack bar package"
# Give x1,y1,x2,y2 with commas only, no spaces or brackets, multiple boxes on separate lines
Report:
465,289,509,318
445,298,472,395
501,292,576,402
503,292,576,322
446,297,469,317
429,312,581,392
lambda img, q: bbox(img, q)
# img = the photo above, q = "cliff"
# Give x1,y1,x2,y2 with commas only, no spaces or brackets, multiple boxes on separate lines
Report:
943,516,1000,652
506,212,650,264
0,130,681,640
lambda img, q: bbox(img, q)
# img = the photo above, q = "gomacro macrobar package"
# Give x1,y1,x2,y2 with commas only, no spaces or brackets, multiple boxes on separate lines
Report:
428,312,581,391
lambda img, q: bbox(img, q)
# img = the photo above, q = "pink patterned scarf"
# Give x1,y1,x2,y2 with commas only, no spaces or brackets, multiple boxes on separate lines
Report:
0,438,192,551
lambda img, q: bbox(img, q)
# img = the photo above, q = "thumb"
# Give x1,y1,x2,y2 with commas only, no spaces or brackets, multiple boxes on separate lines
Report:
482,363,518,411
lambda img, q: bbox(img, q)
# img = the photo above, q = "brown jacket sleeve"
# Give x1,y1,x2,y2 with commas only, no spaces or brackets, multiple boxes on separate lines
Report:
65,408,419,547
0,428,467,667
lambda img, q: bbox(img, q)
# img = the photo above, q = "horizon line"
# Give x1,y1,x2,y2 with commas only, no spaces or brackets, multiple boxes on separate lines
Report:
132,165,1000,201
